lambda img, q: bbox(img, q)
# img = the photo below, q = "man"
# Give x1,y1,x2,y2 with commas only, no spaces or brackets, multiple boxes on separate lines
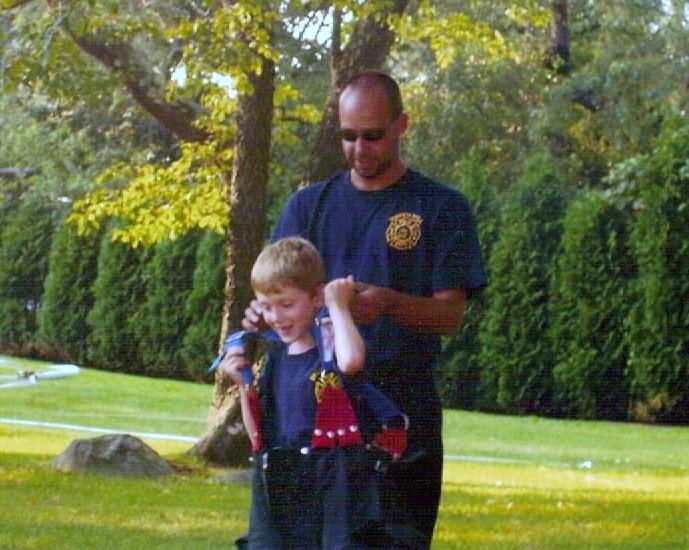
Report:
243,70,487,547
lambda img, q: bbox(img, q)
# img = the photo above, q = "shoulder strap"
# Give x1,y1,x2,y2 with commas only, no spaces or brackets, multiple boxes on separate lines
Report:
314,314,335,371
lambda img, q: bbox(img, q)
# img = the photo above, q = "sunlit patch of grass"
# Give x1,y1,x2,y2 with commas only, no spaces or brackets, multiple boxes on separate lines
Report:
443,461,689,498
435,461,689,549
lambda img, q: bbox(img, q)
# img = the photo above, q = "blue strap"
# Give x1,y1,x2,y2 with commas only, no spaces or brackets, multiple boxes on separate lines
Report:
315,314,335,373
208,329,281,387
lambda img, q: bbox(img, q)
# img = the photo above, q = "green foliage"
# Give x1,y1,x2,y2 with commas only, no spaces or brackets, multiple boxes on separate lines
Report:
623,123,689,423
438,155,499,408
396,1,551,185
531,0,689,186
3,0,689,426
0,93,97,202
393,0,549,70
51,0,324,247
401,60,542,186
38,216,103,364
478,154,568,414
69,142,229,247
0,194,59,352
87,228,150,372
548,191,635,420
180,230,226,381
135,231,201,379
0,2,120,104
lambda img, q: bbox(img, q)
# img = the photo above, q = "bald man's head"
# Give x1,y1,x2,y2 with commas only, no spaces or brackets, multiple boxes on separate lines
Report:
340,71,403,122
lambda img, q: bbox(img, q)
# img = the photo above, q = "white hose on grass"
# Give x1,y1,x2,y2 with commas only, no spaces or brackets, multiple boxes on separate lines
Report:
0,363,80,389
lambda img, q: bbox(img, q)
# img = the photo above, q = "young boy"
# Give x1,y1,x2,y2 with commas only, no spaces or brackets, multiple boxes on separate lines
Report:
221,237,418,549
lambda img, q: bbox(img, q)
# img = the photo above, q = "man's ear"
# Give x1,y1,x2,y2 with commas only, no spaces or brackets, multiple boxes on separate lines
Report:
313,284,325,309
397,112,409,136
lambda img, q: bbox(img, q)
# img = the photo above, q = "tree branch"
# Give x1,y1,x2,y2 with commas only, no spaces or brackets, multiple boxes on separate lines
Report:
66,30,209,143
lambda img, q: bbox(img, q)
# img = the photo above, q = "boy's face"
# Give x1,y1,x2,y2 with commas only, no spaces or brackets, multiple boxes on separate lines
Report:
255,284,323,353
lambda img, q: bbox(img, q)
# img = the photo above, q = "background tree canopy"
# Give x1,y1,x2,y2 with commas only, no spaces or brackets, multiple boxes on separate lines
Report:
2,0,688,463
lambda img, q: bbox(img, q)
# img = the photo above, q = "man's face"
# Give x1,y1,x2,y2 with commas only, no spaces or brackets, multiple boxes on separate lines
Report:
338,86,405,183
255,284,321,353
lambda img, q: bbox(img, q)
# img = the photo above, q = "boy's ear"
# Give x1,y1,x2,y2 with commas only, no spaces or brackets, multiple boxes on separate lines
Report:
313,284,325,309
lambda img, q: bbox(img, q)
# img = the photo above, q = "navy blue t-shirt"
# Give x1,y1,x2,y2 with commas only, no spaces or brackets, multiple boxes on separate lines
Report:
265,346,319,448
272,169,486,438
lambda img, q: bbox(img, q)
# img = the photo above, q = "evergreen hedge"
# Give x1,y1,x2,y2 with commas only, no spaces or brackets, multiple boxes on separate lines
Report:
180,231,226,381
38,218,102,364
625,123,689,423
438,155,499,408
548,191,635,420
87,229,150,373
135,231,201,379
2,127,689,425
478,154,568,414
0,195,58,353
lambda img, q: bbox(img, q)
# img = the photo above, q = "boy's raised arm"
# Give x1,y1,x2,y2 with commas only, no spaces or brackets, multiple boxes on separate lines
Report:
324,276,364,375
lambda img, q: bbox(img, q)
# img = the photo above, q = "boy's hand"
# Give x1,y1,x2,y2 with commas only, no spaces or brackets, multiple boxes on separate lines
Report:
325,275,357,309
218,345,250,387
241,299,269,332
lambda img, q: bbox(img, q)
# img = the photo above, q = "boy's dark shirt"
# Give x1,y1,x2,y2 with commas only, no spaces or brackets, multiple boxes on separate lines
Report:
266,347,319,448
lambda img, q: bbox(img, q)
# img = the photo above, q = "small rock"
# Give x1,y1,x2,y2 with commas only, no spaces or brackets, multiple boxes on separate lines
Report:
52,434,174,478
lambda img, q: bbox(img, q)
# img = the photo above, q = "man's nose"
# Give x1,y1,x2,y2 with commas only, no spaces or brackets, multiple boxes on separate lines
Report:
354,136,370,152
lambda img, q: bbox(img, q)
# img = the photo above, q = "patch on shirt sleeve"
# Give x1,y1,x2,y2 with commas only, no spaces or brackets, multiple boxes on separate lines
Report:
386,212,423,251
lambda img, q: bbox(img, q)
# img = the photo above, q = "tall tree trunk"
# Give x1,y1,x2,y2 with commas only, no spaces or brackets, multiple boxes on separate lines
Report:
302,0,410,185
189,56,276,466
549,0,570,75
547,0,575,158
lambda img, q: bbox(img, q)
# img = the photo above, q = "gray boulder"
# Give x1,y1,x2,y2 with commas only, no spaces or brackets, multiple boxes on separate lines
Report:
52,434,174,477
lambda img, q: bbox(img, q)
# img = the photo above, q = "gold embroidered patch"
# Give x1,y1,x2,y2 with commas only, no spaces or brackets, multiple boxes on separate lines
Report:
310,371,341,403
386,212,423,251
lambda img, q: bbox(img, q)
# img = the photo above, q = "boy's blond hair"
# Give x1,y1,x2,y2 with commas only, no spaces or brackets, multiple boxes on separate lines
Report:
251,237,325,294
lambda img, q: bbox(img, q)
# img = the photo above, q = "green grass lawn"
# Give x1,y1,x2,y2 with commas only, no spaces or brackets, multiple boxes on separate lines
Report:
2,355,689,549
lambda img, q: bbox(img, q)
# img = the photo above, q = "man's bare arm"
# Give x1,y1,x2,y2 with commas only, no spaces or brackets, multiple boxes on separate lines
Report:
351,285,466,334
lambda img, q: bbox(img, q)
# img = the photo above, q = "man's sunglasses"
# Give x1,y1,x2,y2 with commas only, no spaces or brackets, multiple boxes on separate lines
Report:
337,128,387,142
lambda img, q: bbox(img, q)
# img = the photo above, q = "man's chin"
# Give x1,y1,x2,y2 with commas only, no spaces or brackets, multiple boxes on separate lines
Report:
354,160,391,181
355,166,381,180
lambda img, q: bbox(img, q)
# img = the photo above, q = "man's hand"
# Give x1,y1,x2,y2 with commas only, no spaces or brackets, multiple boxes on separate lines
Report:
351,285,466,334
241,299,269,332
350,283,389,325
